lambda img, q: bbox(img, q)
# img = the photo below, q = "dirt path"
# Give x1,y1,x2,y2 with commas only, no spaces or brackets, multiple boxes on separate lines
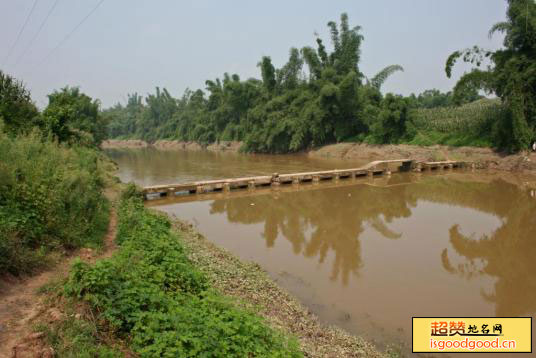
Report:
0,208,117,358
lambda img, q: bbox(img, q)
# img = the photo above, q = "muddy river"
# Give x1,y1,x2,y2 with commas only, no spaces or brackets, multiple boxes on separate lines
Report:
107,148,536,357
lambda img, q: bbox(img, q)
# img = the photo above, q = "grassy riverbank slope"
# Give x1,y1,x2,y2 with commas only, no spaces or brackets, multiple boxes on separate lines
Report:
33,188,388,357
61,189,303,357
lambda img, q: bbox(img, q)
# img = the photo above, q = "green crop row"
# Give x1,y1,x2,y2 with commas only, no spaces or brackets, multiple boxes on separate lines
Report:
64,187,302,357
411,98,501,134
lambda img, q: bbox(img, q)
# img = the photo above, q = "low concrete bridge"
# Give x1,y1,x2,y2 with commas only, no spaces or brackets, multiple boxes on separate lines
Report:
143,159,466,200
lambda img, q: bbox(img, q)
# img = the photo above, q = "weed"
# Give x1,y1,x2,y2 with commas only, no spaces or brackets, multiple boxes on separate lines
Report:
64,193,302,357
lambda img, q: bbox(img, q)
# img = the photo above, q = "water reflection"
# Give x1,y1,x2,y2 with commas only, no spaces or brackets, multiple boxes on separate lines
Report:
122,146,536,356
209,180,417,284
106,147,365,187
442,186,536,317
201,176,536,324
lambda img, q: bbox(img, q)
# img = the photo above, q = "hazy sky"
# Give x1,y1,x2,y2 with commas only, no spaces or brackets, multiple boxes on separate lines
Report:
0,0,507,108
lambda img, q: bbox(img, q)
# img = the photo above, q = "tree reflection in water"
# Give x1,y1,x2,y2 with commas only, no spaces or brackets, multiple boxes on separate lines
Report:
210,176,536,320
210,177,415,285
438,180,536,317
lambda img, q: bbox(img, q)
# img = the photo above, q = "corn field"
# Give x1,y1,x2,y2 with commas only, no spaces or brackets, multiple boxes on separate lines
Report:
411,98,502,134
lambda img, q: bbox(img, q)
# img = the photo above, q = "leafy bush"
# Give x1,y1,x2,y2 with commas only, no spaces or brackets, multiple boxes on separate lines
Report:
65,194,302,357
0,128,109,275
367,94,414,144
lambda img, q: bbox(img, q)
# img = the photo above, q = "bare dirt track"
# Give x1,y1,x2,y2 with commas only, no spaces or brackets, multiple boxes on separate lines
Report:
0,208,117,358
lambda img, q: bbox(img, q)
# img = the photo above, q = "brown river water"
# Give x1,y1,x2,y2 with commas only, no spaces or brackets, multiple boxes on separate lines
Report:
107,148,536,357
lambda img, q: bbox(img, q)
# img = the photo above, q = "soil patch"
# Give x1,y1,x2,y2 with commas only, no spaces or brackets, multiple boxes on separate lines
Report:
310,143,536,173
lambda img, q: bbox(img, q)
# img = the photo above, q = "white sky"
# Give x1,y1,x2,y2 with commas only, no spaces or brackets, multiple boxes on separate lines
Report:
0,0,506,108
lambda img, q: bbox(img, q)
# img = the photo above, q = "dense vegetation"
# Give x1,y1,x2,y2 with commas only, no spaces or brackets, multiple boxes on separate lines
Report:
446,0,536,151
65,189,301,357
1,70,107,146
0,127,109,275
106,2,535,153
106,13,411,152
0,70,111,275
408,98,503,147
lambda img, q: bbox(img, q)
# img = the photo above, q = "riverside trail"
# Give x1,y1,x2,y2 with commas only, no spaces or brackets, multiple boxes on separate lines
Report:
0,207,117,358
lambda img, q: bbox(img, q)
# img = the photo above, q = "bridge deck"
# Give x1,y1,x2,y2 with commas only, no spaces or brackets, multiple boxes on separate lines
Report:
142,159,466,200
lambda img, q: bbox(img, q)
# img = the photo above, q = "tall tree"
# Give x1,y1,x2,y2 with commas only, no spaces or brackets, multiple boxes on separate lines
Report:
446,0,536,152
43,87,105,145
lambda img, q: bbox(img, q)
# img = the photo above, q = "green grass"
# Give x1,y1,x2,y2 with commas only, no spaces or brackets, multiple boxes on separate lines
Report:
405,130,492,147
63,186,302,357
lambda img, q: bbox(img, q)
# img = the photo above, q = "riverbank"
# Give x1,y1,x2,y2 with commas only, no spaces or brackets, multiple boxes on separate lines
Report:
309,143,536,173
27,189,389,357
174,219,389,358
102,139,536,173
101,139,241,152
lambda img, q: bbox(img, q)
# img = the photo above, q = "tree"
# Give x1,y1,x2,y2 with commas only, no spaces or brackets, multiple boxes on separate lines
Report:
0,70,39,135
368,65,404,91
258,57,277,93
445,0,536,152
369,94,413,143
43,87,106,145
104,13,405,153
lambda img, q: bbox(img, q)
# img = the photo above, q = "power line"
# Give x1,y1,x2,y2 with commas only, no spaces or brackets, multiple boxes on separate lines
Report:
15,0,60,67
37,0,105,66
3,0,39,67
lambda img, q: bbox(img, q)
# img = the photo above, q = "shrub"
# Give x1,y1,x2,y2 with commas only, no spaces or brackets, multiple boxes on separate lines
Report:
65,193,302,357
367,94,414,144
0,129,108,275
